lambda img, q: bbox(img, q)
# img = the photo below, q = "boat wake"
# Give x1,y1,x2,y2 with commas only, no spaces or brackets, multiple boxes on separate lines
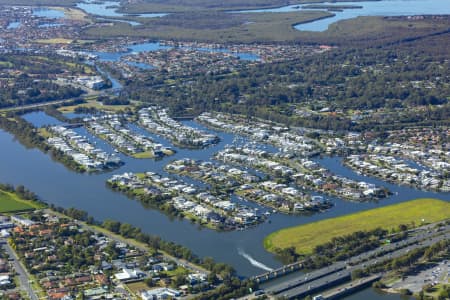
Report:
238,248,273,272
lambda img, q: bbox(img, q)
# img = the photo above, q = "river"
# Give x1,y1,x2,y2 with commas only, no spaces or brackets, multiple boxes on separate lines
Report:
235,0,450,31
1,113,448,282
76,0,167,18
30,0,450,33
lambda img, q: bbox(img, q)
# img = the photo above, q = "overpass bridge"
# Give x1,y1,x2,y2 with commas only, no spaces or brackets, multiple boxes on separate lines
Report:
256,224,450,299
252,261,304,284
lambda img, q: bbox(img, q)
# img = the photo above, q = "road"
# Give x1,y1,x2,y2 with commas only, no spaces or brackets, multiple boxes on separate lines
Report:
78,222,209,275
1,239,38,300
41,207,210,276
264,223,450,299
0,99,83,113
0,87,103,113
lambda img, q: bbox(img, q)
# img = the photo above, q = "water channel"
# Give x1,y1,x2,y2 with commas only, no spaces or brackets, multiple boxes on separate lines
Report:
1,112,448,282
235,0,450,31
76,0,167,19
29,0,450,33
89,41,260,65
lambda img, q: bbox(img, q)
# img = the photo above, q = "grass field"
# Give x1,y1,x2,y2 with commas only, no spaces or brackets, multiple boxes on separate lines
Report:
50,7,91,22
132,151,155,159
57,100,130,113
126,281,148,294
35,38,73,44
264,198,450,255
0,190,38,213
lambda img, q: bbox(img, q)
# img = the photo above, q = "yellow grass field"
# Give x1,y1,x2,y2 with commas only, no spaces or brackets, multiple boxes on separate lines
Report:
35,38,73,44
50,7,91,22
264,198,450,255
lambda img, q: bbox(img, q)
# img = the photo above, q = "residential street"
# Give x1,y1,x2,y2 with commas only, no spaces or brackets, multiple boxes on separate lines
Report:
1,239,38,300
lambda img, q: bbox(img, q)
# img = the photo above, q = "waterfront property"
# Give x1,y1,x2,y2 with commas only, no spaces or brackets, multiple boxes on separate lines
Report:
107,171,265,230
139,107,219,148
47,125,122,171
85,114,174,158
0,113,448,280
197,112,321,157
345,154,449,193
215,146,389,202
166,158,331,214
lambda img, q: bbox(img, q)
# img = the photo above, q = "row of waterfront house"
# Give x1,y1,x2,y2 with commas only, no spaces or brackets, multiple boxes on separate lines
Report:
108,171,264,230
47,125,122,171
85,114,172,158
139,107,219,148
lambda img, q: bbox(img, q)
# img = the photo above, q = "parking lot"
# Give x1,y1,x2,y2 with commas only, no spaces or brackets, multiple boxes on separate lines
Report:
390,260,449,293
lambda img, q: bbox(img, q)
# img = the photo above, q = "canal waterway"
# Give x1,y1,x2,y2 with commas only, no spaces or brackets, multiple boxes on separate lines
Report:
1,112,448,280
6,21,20,29
89,41,260,64
76,0,167,18
235,0,450,31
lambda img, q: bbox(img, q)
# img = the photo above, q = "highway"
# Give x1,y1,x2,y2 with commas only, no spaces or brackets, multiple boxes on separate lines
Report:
264,262,346,294
0,98,86,113
265,223,450,299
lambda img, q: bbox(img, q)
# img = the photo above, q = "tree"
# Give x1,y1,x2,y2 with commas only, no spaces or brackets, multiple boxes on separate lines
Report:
102,220,121,233
119,223,134,237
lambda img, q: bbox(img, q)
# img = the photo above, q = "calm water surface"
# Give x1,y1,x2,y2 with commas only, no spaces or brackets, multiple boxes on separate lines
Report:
89,41,260,64
76,0,166,18
38,23,63,28
6,21,20,29
2,113,448,279
32,8,65,19
236,0,450,31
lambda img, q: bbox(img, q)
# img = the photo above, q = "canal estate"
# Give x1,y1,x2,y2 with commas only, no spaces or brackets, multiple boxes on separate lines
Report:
0,110,448,279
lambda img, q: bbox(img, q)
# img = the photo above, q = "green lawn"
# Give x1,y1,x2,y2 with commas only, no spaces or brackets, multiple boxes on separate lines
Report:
0,190,38,213
132,151,155,159
264,198,450,255
57,100,131,113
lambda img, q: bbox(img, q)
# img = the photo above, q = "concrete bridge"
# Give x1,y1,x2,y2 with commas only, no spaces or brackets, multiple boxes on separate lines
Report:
322,274,382,300
252,261,304,283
